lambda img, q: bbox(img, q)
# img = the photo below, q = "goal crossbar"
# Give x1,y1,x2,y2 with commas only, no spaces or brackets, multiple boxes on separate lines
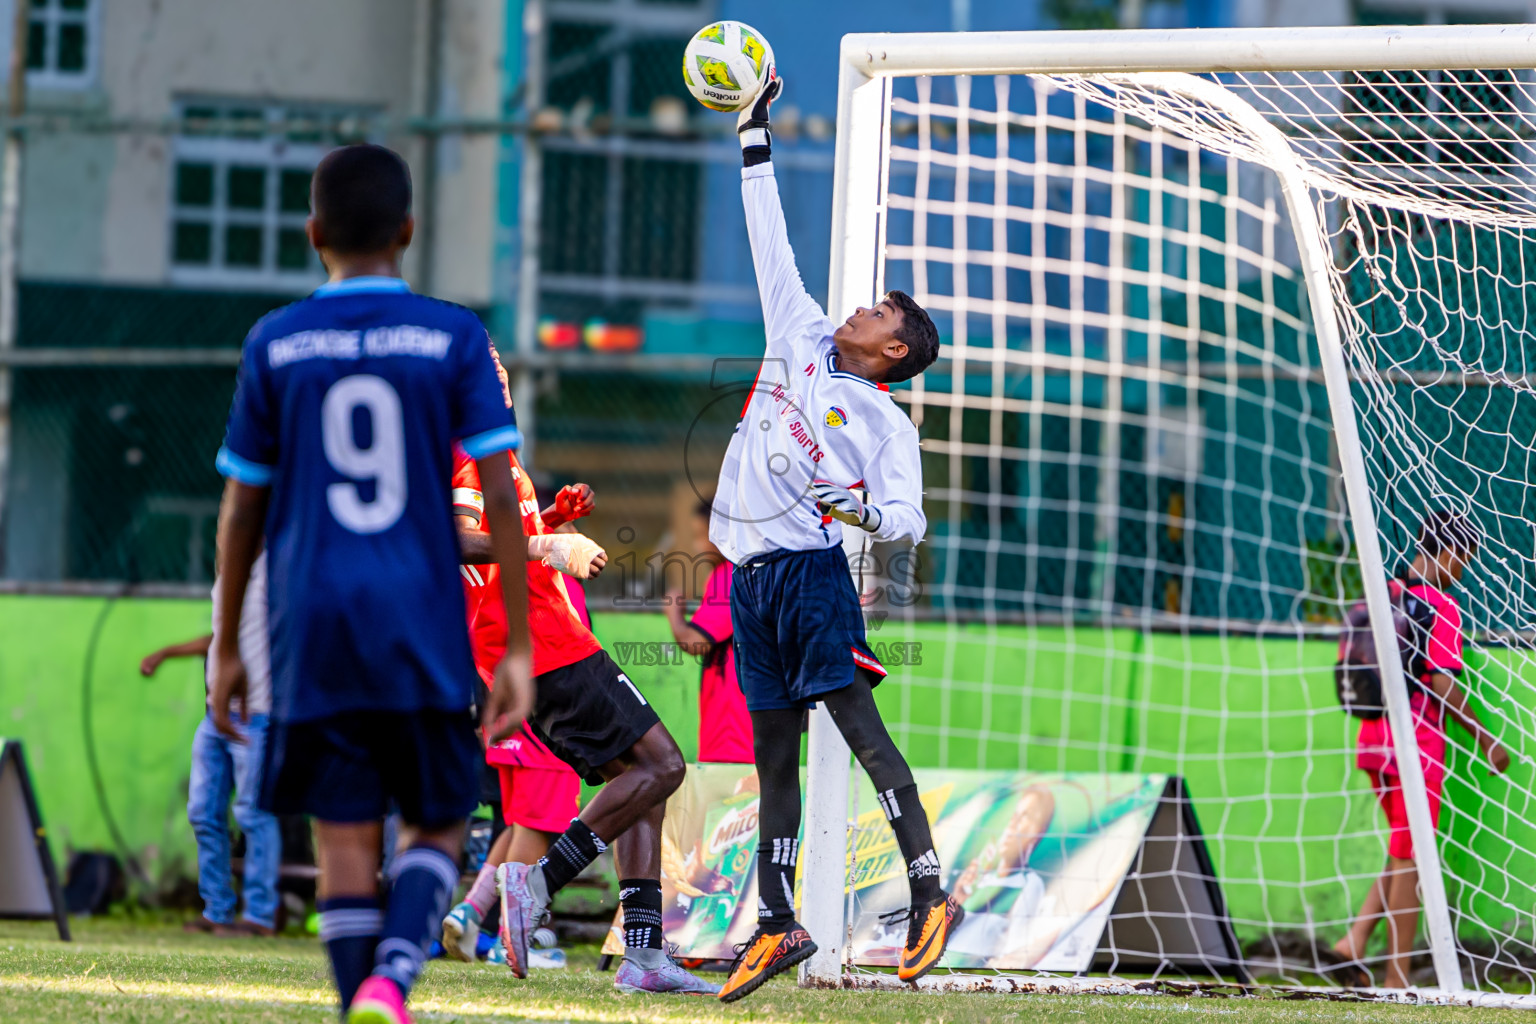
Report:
840,24,1536,77
809,24,1536,999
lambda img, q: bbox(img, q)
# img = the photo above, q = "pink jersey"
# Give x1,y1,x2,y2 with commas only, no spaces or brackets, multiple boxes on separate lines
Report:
692,561,754,764
1356,579,1462,787
1406,580,1464,676
563,573,591,629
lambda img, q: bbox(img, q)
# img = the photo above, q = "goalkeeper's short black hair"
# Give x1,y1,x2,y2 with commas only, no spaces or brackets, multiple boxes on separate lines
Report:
311,144,413,255
1418,509,1481,559
884,290,940,384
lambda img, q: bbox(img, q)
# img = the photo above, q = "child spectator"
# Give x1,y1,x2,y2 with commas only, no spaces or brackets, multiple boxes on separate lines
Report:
665,498,753,764
140,550,280,937
1333,510,1509,988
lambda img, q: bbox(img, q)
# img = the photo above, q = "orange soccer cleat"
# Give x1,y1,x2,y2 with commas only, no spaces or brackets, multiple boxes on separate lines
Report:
717,922,818,1003
898,892,964,983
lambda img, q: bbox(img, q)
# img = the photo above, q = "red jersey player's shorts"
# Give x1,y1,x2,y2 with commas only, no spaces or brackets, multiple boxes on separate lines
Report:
453,447,600,827
691,561,754,763
1355,579,1460,860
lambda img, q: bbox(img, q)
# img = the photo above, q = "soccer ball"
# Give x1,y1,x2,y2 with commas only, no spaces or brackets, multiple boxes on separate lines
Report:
681,21,774,113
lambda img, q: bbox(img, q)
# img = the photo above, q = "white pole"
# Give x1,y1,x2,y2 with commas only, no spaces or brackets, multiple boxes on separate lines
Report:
511,0,545,467
799,45,886,987
0,0,27,571
1106,71,1465,994
1281,190,1466,991
842,24,1536,76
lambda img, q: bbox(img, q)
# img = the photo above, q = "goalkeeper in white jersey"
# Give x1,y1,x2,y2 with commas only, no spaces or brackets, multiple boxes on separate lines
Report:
713,75,958,1003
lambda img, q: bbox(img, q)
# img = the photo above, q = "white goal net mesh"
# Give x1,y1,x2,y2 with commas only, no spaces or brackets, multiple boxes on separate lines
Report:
846,65,1536,994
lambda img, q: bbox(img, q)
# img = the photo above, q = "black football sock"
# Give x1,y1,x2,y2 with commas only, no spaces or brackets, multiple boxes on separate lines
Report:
537,818,606,895
756,835,801,930
317,895,383,1011
750,708,806,932
823,676,944,906
620,877,665,951
877,783,943,905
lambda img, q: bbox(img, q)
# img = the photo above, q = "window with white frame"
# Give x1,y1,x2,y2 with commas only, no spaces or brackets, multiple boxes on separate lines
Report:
26,0,97,89
169,101,367,290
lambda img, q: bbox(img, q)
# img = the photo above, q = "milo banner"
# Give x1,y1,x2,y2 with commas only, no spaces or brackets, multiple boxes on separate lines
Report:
604,766,1242,978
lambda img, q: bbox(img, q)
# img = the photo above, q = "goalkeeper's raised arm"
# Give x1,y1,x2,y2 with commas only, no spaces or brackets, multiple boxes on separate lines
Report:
737,76,834,358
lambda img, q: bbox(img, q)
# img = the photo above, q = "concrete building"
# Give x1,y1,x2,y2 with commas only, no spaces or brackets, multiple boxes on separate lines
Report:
5,0,1533,584
3,0,509,582
14,0,504,302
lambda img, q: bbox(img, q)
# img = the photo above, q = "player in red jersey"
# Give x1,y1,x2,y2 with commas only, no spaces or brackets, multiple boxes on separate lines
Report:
440,451,599,969
443,345,717,996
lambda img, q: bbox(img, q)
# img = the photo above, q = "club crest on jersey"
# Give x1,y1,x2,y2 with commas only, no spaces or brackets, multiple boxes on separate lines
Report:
824,406,849,428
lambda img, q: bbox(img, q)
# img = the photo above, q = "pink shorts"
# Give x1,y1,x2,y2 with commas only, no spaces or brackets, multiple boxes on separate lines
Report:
497,765,580,835
1368,768,1443,861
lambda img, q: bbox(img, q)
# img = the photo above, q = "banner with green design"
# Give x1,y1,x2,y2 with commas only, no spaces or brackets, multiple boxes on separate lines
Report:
603,764,1174,971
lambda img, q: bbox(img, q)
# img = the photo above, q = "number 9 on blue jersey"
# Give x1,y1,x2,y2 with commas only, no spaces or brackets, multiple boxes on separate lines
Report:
322,374,408,534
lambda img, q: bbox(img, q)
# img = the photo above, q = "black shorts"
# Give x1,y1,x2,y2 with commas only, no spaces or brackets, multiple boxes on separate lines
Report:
527,649,661,785
260,709,481,829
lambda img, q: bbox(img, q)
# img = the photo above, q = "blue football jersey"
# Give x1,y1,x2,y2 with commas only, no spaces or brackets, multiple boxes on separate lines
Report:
217,276,520,723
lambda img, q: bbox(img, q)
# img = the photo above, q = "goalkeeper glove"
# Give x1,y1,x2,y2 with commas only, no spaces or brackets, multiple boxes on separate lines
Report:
810,481,883,535
737,72,782,168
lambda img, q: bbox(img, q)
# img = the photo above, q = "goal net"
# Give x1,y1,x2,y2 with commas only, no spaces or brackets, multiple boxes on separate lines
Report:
804,26,1536,1003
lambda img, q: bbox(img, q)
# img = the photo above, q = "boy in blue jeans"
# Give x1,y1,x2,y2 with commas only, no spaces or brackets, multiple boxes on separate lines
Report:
141,549,279,936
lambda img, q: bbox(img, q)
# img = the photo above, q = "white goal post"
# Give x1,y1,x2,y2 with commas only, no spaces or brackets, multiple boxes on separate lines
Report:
806,24,1536,1001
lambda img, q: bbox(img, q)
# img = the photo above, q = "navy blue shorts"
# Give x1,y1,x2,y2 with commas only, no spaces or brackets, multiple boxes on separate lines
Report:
730,544,886,711
260,709,481,829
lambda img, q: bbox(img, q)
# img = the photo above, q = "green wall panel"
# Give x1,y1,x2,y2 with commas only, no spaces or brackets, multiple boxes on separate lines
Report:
0,595,1526,948
0,594,211,886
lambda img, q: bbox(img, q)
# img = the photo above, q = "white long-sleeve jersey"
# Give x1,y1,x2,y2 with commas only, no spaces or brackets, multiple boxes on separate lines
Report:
710,162,927,565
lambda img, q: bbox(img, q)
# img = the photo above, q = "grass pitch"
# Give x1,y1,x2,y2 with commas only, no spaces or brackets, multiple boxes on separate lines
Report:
2,919,1534,1024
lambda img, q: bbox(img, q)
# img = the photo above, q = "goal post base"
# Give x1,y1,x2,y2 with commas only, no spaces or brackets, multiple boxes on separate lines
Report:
812,972,1536,1010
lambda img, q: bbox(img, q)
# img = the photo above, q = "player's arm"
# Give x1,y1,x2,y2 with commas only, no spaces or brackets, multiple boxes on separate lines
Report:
451,473,496,563
738,77,832,351
451,479,525,565
210,332,274,740
140,634,213,677
476,453,534,742
663,593,714,658
811,430,928,546
457,521,605,577
457,519,494,563
1426,671,1510,774
211,478,269,739
452,445,601,574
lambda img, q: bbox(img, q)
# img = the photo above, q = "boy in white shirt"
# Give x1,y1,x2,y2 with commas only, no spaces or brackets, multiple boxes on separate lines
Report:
713,75,957,1002
141,550,279,936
